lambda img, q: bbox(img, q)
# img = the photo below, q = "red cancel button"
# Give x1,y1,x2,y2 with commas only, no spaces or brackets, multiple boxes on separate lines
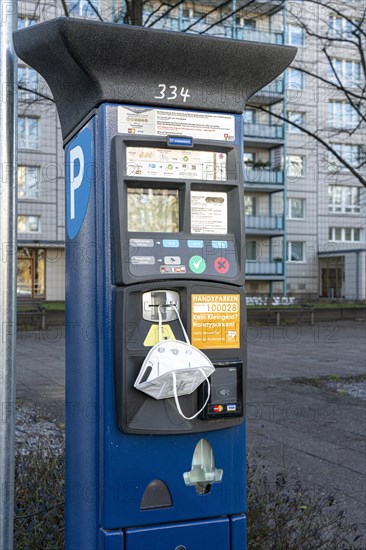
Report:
214,257,230,274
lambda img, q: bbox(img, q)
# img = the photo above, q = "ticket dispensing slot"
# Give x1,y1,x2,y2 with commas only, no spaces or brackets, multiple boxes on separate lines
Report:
142,290,180,322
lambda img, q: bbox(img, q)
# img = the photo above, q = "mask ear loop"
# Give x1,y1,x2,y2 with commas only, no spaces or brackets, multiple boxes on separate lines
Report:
172,369,211,420
157,304,190,344
158,304,212,420
158,304,163,343
170,304,190,344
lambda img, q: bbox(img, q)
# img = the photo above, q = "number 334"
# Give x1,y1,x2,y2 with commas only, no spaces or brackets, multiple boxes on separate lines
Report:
155,84,190,102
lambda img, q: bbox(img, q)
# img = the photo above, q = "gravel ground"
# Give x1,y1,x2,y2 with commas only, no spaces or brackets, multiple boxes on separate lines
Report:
16,403,64,456
325,381,366,400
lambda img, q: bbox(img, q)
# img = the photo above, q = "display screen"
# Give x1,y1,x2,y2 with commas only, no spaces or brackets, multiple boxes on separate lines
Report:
210,367,238,405
126,147,227,181
128,188,179,233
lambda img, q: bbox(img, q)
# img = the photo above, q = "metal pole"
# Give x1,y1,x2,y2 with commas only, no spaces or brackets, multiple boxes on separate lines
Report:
0,0,17,548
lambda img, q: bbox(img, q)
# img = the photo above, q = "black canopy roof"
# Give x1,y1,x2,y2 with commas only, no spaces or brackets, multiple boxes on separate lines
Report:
14,17,296,141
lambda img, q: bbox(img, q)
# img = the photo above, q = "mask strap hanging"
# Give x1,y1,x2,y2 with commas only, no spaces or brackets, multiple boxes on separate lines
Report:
172,369,211,420
157,304,211,421
158,304,190,344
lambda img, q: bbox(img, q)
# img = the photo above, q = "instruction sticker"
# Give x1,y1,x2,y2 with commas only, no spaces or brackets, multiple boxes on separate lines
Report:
191,294,240,349
126,147,227,181
143,325,176,347
118,107,235,141
191,191,227,234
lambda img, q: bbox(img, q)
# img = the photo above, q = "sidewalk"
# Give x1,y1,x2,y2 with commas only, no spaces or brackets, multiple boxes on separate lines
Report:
16,320,366,539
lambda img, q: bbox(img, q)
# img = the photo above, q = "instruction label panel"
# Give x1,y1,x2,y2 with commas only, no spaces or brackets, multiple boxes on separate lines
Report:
191,191,227,234
118,107,235,141
126,147,227,180
191,294,240,349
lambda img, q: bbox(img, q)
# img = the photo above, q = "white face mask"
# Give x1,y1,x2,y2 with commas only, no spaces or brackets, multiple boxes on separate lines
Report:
134,305,215,420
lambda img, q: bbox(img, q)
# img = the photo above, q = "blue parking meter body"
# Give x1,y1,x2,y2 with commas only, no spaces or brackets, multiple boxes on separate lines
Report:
14,18,296,550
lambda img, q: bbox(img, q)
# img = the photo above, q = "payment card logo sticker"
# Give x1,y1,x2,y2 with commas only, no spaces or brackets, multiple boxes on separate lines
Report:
66,127,93,240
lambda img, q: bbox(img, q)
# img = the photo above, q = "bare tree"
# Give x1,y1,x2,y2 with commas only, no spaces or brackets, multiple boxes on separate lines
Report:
270,0,365,187
18,0,365,186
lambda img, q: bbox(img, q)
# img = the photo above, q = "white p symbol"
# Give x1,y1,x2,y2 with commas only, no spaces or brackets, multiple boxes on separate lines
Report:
70,145,84,220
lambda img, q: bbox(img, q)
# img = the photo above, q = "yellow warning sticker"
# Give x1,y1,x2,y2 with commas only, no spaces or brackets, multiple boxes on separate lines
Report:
143,324,176,347
191,294,240,349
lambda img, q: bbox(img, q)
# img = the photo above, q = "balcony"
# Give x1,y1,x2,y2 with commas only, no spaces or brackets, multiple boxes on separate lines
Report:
246,215,284,236
235,28,284,44
245,0,284,16
246,260,284,279
249,78,284,106
244,167,284,192
244,122,284,147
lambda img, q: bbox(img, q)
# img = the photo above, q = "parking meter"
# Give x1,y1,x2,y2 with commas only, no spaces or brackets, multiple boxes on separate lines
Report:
14,18,296,550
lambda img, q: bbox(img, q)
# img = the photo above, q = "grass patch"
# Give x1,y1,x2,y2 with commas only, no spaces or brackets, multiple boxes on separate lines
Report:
247,456,363,549
15,447,64,549
17,302,65,312
312,302,365,310
42,302,65,311
247,301,366,310
294,374,366,388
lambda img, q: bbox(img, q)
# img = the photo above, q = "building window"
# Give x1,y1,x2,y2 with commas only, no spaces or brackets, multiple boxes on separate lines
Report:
288,25,304,46
288,68,304,89
329,16,359,39
18,15,38,28
18,166,40,199
328,59,361,87
245,196,256,216
330,144,362,169
18,215,41,233
246,240,257,261
328,185,361,213
286,155,305,177
287,241,305,262
183,5,208,19
70,0,100,17
192,6,208,19
244,152,255,166
328,101,359,128
287,198,305,219
243,18,256,30
244,109,256,124
164,16,179,31
329,227,362,242
287,111,304,133
18,116,39,149
17,247,45,298
18,66,38,101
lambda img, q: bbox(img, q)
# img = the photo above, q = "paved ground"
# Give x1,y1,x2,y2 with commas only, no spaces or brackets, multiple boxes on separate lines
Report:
247,320,366,542
16,319,366,541
16,326,65,405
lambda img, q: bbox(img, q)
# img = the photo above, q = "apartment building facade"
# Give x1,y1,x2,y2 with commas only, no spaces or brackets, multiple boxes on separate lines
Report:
17,7,65,300
284,1,366,301
16,0,365,302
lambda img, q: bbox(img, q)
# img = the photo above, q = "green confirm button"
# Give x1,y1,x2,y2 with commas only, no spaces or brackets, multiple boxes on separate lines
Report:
189,255,206,274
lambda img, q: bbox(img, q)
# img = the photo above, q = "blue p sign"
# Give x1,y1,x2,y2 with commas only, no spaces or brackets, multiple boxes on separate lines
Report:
66,127,93,239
